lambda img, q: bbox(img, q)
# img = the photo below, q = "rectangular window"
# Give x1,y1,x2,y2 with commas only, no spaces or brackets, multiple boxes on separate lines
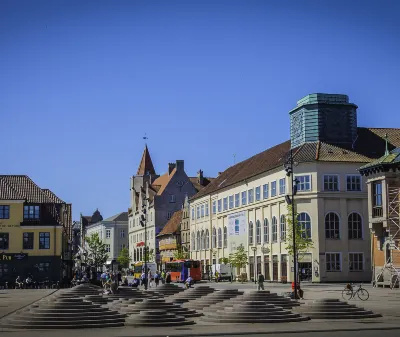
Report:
349,253,364,271
106,229,111,239
235,193,240,207
23,232,34,249
347,175,361,191
23,205,40,219
39,232,50,249
372,181,383,217
217,200,222,212
271,181,277,197
0,233,9,250
255,186,261,201
169,195,176,203
241,191,247,205
229,195,234,209
324,175,339,191
212,201,216,214
167,212,172,219
223,197,228,211
197,206,200,219
192,207,195,220
201,205,205,217
205,203,209,216
326,253,341,272
248,189,254,203
0,205,10,219
105,244,111,253
279,178,286,195
295,175,311,191
263,184,269,199
120,229,125,238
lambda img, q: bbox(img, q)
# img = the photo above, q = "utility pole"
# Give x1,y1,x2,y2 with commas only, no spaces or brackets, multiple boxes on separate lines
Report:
140,198,148,290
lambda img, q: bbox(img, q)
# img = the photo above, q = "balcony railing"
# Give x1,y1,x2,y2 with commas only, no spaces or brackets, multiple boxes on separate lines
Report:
372,206,383,218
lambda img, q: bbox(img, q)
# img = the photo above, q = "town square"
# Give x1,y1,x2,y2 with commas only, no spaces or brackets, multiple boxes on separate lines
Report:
1,0,400,336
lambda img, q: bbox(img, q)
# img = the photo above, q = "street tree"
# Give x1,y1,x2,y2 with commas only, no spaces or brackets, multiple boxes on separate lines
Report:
144,247,155,262
228,244,248,283
285,204,314,284
85,233,109,271
117,247,131,269
173,247,190,260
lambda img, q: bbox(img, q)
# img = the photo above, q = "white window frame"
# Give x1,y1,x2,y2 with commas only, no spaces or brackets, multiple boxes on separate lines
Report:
105,244,111,253
348,212,363,240
263,184,269,199
324,212,341,239
248,221,254,245
255,186,261,201
197,206,200,219
295,175,311,192
279,178,286,195
248,189,254,203
235,193,240,207
201,205,205,217
205,203,209,216
106,229,111,239
325,252,341,272
223,197,228,211
241,191,247,205
217,199,222,212
271,181,277,197
280,215,286,242
346,174,362,192
120,229,125,238
191,207,195,220
323,174,340,192
229,195,234,209
271,216,278,242
212,201,216,214
263,218,269,243
349,252,364,272
256,220,261,244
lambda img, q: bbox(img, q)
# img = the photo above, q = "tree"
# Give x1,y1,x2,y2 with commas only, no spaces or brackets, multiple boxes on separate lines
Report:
228,244,248,283
85,233,109,270
144,247,155,262
117,247,131,269
285,204,314,284
173,247,190,260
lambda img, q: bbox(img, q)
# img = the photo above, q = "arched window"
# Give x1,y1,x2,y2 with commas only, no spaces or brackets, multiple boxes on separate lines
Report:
212,227,217,248
297,213,311,239
205,229,210,250
256,220,261,244
325,212,340,239
272,217,278,242
201,230,205,250
196,231,200,250
218,228,222,248
249,221,254,244
280,215,286,241
263,219,269,243
192,232,195,250
348,213,362,239
223,226,227,248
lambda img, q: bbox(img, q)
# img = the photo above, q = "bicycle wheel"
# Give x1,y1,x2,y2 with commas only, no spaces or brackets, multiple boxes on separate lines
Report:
342,288,353,300
357,288,369,301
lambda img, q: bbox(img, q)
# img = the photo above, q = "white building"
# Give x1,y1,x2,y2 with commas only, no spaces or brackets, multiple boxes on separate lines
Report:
190,93,400,283
85,211,129,269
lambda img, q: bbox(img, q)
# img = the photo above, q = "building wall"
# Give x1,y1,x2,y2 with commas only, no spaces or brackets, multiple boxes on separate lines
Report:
190,161,371,283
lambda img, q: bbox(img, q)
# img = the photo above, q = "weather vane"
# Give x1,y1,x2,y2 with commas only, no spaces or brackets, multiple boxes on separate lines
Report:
143,133,148,144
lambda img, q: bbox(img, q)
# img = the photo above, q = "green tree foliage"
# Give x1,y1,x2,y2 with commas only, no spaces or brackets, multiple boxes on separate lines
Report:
85,233,109,270
173,247,190,260
219,257,229,265
144,247,155,262
228,244,248,283
117,247,131,269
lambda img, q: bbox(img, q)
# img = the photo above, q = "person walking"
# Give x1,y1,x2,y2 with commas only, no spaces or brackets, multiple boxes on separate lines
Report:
154,271,160,287
257,271,265,291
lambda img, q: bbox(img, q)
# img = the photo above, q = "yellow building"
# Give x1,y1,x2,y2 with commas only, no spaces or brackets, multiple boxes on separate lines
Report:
0,175,72,285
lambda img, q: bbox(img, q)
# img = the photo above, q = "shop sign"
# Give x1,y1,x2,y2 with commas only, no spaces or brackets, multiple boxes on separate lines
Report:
0,253,28,261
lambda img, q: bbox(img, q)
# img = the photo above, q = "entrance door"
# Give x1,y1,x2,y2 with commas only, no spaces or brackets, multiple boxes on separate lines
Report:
298,262,312,282
264,256,270,280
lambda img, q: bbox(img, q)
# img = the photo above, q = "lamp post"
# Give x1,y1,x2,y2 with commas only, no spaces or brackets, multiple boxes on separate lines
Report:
251,246,257,284
140,198,148,290
284,149,299,300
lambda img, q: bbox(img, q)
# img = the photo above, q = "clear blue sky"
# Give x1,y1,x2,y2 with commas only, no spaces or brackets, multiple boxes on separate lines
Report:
1,0,399,220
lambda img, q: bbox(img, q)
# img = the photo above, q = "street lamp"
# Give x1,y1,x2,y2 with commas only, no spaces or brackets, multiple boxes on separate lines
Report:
140,198,148,290
251,246,257,284
284,149,299,300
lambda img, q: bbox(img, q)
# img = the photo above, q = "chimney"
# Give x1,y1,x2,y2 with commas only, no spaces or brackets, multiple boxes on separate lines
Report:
176,160,184,172
168,163,176,175
197,169,204,185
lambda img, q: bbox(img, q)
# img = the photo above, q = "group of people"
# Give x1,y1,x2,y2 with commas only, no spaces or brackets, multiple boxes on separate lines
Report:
130,270,171,288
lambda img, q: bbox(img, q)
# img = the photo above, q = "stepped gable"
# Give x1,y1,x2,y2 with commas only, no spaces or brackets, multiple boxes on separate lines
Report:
151,283,186,296
125,309,195,327
120,298,201,318
184,289,244,310
202,301,309,323
208,290,299,312
167,286,216,304
296,299,382,319
1,297,126,329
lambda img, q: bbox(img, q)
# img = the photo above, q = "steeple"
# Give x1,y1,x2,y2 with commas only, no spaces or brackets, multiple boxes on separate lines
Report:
137,145,156,176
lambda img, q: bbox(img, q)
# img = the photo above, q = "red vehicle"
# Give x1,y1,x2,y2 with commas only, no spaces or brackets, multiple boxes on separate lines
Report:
165,259,201,283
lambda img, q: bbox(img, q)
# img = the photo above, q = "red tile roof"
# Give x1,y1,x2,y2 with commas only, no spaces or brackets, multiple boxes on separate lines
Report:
137,145,156,176
157,210,182,236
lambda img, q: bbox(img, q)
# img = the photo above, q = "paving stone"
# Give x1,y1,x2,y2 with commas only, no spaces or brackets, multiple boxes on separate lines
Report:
125,309,195,327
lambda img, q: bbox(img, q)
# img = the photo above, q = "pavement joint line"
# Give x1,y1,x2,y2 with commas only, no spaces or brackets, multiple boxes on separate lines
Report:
0,289,59,320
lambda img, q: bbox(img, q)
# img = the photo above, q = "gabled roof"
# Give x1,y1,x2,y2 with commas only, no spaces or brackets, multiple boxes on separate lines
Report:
151,168,177,195
191,127,400,201
189,177,215,192
42,189,65,203
103,212,129,222
359,147,400,174
157,210,182,237
137,145,156,176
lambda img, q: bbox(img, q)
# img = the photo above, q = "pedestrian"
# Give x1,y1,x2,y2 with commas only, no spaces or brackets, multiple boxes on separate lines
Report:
147,270,152,288
154,271,160,287
166,271,171,284
257,271,265,291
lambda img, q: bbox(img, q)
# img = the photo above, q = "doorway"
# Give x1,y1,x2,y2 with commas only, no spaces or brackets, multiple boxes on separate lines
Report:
298,262,312,282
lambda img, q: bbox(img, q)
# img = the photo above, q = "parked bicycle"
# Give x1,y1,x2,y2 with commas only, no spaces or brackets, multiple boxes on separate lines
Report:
342,283,369,301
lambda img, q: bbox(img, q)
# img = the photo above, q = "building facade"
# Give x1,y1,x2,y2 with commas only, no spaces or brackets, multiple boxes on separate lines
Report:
128,145,211,265
85,211,129,270
359,146,400,287
180,196,191,253
190,93,400,283
0,175,72,284
72,209,103,256
157,210,183,263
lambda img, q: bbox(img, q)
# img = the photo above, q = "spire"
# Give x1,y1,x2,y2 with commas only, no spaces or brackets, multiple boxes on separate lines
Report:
384,133,389,156
137,145,156,176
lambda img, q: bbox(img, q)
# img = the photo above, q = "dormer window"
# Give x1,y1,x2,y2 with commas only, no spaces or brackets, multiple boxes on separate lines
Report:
24,205,40,220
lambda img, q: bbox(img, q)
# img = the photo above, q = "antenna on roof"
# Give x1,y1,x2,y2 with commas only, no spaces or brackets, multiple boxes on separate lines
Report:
233,153,236,165
384,133,389,156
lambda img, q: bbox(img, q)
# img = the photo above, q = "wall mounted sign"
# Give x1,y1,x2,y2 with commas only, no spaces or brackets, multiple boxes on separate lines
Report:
0,253,28,261
0,224,19,228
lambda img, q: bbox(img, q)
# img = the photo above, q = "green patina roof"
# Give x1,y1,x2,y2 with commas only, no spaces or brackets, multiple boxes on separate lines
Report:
359,148,400,170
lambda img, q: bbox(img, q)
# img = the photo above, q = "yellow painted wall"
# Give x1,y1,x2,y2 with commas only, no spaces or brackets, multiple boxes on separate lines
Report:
0,202,62,256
